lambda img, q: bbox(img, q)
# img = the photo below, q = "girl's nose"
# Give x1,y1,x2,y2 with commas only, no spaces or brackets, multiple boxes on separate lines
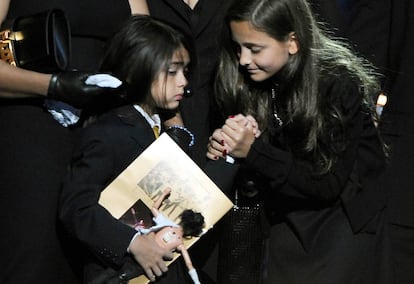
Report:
239,48,252,66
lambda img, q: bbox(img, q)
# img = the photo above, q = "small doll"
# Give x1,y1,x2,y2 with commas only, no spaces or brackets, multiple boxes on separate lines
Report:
139,187,205,284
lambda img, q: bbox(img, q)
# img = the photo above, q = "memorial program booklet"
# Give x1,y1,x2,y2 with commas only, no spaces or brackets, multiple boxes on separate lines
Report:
98,133,234,283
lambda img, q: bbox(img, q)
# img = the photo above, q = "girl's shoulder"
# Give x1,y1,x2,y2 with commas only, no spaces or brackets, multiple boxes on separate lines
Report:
320,66,359,89
319,66,362,110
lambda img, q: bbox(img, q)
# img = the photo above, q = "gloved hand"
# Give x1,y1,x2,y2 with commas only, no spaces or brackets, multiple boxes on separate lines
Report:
164,125,195,154
47,71,124,109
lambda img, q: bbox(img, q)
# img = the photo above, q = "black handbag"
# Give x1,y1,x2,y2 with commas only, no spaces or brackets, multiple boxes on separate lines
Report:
0,9,71,72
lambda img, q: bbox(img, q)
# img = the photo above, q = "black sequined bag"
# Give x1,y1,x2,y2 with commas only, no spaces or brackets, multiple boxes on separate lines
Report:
217,182,266,284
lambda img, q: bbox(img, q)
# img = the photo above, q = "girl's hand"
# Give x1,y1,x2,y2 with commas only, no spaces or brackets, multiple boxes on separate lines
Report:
245,115,261,138
207,114,261,160
206,128,226,160
221,114,259,158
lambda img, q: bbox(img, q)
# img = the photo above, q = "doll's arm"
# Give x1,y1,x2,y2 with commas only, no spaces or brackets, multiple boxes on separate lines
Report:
153,187,172,211
177,244,194,270
177,244,201,284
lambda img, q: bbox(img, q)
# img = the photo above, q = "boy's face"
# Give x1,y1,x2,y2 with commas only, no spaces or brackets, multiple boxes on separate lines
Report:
150,47,190,110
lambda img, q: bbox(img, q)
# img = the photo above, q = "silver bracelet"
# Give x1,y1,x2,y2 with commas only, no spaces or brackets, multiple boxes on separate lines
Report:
167,125,195,147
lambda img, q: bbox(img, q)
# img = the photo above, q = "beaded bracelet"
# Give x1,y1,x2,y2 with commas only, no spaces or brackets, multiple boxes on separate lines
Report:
167,125,195,147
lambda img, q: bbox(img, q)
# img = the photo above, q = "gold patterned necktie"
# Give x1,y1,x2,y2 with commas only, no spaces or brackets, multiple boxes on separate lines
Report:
152,125,160,139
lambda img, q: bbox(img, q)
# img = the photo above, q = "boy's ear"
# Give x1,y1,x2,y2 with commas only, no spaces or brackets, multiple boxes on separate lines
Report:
288,32,299,55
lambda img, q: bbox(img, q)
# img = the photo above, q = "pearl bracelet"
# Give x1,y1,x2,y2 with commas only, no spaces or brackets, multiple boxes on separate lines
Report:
167,125,195,147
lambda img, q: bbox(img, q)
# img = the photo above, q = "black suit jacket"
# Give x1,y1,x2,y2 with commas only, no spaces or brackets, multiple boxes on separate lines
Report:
60,105,153,267
59,105,237,269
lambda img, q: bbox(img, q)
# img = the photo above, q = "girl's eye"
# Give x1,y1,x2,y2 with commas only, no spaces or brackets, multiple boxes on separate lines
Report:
250,46,262,54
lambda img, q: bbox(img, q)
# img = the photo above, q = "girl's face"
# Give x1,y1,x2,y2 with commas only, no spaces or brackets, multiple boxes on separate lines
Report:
230,20,298,82
150,47,190,111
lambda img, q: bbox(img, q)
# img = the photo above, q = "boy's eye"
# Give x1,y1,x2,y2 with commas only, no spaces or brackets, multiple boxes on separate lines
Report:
168,69,178,75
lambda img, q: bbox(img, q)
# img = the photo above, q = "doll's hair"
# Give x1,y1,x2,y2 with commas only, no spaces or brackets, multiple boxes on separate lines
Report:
100,15,190,105
179,209,205,237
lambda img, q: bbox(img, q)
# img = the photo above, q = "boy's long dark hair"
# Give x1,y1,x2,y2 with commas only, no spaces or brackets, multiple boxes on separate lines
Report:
100,15,190,106
215,0,383,174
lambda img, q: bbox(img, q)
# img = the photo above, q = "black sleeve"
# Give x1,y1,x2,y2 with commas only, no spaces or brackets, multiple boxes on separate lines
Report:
59,126,137,266
244,76,383,203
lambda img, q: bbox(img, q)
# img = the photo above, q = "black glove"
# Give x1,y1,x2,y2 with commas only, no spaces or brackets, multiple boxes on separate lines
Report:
47,71,125,109
164,125,195,154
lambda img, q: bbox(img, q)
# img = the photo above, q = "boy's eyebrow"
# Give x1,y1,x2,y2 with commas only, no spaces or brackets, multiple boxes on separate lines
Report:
170,60,190,66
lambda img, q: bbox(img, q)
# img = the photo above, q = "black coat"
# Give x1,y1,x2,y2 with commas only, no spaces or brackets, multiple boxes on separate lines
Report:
309,2,414,282
242,69,388,283
377,1,414,227
310,0,414,230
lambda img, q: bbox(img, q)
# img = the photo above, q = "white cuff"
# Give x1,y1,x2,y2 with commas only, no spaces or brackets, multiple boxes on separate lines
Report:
225,155,235,164
127,231,141,253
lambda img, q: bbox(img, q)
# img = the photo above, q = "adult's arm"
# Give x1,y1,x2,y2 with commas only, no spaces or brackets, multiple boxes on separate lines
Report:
0,0,10,24
0,61,124,107
0,61,51,98
0,2,122,103
129,0,150,15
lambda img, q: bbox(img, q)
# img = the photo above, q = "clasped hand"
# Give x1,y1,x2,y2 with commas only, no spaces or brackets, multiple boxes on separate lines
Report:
207,114,261,160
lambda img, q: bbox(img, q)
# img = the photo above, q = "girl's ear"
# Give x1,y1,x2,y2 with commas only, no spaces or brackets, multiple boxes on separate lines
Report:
288,32,299,55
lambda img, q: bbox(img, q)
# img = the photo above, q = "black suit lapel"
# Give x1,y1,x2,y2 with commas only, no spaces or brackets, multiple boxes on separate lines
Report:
114,105,155,149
